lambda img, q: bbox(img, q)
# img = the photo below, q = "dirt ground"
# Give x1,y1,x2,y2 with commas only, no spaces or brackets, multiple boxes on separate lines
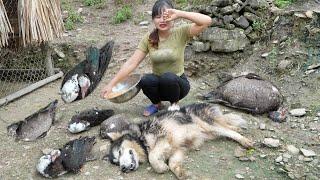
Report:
0,0,319,179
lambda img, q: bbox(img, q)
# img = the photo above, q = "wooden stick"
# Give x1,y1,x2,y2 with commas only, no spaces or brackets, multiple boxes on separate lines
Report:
0,71,64,107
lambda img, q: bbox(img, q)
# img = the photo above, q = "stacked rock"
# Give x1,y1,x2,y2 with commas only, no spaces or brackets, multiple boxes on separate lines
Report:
192,0,270,52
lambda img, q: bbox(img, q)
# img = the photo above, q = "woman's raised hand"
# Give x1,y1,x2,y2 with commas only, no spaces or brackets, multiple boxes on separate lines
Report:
163,9,181,22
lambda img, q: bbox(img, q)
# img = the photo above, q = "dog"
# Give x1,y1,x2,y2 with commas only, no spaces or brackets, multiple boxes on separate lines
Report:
106,103,253,179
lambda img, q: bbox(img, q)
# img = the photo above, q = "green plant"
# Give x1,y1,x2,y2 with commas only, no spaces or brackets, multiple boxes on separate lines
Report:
83,0,105,7
114,0,144,5
252,20,266,33
268,47,279,69
274,0,295,8
64,8,83,30
64,6,84,30
113,5,132,24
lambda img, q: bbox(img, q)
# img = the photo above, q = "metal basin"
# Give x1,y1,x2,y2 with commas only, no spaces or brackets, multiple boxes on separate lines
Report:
106,74,141,103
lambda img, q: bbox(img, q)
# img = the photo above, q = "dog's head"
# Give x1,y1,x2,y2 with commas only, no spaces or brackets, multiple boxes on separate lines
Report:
107,134,147,173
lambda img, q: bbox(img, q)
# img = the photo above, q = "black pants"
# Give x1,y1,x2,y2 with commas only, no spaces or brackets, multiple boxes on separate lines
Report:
138,72,190,104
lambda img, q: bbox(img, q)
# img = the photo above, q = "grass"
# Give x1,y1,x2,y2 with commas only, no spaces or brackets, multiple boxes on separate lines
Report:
173,0,211,9
113,5,133,24
274,0,296,8
252,20,267,34
83,0,107,8
61,1,84,30
114,0,144,5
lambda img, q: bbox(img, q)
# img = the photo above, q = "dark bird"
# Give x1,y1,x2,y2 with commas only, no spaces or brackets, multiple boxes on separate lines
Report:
36,136,96,178
100,114,140,141
202,73,283,114
7,100,58,141
68,108,114,133
60,41,114,103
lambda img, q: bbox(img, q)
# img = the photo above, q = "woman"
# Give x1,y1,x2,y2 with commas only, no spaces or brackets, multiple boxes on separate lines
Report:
101,0,212,116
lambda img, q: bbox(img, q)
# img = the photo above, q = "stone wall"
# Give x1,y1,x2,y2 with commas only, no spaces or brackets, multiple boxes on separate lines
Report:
191,0,270,53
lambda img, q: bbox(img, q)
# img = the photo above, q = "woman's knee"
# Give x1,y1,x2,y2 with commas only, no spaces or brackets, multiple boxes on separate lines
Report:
159,72,179,85
139,74,159,88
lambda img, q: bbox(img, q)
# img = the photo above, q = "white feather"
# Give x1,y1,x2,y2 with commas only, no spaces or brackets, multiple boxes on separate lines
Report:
61,74,80,103
68,122,89,133
36,155,52,177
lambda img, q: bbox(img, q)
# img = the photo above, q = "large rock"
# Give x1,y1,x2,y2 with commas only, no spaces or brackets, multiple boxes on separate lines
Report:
200,27,250,52
210,0,233,7
192,41,211,52
234,16,250,29
248,0,269,9
244,12,260,23
220,5,235,15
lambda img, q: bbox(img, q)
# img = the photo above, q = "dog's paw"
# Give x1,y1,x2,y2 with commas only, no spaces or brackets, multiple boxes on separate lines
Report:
241,138,254,149
153,163,169,173
175,169,193,180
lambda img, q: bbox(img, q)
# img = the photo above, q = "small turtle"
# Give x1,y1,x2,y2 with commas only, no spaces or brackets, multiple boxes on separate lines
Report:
68,108,114,133
36,136,96,178
203,73,283,114
100,114,140,141
7,100,58,141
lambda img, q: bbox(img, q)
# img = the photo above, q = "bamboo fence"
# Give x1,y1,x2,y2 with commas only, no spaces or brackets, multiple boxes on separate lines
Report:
18,0,64,46
0,0,13,48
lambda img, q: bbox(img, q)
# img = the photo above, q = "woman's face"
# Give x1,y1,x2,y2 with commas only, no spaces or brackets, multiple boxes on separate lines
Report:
153,8,173,32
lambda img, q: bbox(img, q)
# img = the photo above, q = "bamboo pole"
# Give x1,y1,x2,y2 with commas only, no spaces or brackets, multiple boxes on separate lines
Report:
0,0,13,48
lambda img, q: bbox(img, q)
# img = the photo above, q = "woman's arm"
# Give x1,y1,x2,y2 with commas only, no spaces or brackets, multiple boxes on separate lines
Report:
164,9,212,37
100,49,146,98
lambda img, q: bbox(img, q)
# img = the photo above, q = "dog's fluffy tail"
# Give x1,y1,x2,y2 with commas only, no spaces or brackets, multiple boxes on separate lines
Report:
222,113,247,129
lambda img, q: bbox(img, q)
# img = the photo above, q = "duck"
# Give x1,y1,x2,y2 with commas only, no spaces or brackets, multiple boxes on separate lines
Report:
36,136,96,178
202,73,283,114
68,108,114,133
7,100,58,141
60,40,114,103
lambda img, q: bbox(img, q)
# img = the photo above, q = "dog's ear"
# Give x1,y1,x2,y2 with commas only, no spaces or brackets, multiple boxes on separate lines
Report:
128,123,141,137
103,152,120,165
106,132,124,142
102,154,109,161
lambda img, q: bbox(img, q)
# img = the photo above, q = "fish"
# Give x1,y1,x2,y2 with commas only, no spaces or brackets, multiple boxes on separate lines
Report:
202,73,283,114
7,100,58,141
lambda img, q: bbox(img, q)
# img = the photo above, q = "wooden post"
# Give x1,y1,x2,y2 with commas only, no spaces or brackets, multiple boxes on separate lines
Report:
45,43,55,76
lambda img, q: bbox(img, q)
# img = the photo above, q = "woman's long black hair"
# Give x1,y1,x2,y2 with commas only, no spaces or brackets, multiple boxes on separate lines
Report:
149,0,174,48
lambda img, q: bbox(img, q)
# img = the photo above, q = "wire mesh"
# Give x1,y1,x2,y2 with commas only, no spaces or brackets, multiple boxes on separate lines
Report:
0,45,49,98
0,0,52,99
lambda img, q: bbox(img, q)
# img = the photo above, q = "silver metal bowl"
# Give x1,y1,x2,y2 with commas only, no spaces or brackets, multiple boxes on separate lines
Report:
106,74,141,103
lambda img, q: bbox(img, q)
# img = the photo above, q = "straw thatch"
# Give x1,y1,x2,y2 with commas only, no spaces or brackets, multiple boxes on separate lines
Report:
18,0,64,46
0,0,13,48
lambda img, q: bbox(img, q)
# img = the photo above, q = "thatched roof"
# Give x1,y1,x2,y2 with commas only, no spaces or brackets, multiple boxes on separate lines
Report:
0,0,64,48
0,0,13,48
